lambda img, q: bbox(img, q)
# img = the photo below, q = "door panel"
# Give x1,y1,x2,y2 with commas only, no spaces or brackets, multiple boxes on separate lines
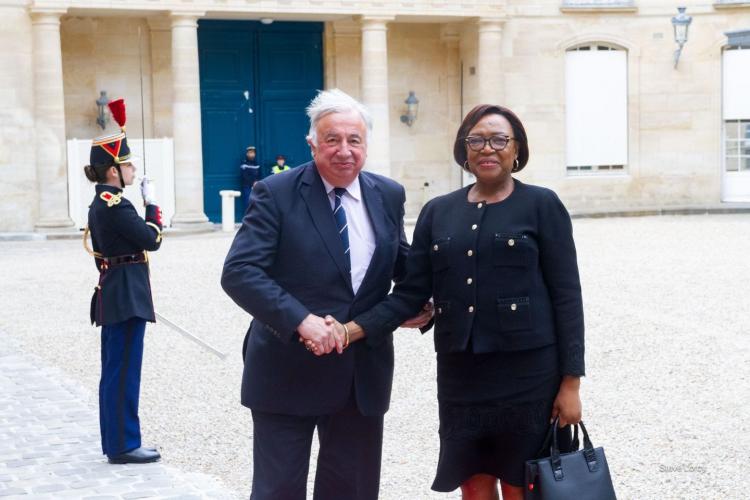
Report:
198,24,255,222
257,29,323,172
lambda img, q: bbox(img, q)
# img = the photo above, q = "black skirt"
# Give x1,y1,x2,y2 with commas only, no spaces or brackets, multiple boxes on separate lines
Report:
432,344,571,491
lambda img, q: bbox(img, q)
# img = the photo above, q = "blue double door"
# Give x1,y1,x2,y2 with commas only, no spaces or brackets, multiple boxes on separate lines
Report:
198,20,323,222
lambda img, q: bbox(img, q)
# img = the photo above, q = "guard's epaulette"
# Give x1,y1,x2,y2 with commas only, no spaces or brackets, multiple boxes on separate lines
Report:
99,191,123,207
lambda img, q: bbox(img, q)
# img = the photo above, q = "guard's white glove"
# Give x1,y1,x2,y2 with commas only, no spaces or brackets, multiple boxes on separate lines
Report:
140,176,158,206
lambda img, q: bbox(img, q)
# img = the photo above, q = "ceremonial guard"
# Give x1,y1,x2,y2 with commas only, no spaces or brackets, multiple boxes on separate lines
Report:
84,98,163,464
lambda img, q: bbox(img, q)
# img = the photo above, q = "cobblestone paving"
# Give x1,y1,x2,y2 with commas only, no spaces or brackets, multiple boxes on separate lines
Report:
0,333,237,500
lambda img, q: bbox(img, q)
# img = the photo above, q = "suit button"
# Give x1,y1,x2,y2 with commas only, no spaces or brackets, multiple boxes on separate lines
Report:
471,224,478,230
508,239,515,247
433,244,439,251
467,250,473,257
466,278,473,285
468,306,475,313
477,203,483,209
511,303,517,311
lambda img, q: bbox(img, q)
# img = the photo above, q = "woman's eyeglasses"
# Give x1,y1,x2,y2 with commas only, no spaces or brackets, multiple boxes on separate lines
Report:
464,135,515,152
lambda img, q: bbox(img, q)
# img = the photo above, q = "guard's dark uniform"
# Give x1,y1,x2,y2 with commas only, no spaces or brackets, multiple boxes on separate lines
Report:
85,99,163,460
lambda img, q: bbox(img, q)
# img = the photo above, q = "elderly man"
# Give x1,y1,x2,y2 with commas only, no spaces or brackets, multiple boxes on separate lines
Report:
221,89,429,500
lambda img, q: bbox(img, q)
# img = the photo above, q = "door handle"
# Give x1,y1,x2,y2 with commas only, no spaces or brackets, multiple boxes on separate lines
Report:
243,90,253,113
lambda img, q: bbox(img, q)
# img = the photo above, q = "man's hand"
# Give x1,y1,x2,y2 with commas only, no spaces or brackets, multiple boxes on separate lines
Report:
400,301,434,329
297,314,343,356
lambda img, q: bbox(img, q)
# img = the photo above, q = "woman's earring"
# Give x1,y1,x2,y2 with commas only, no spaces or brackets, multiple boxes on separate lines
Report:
512,158,520,172
463,161,471,171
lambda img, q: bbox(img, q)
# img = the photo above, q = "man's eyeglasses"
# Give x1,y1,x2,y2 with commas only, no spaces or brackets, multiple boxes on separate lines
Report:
464,135,515,152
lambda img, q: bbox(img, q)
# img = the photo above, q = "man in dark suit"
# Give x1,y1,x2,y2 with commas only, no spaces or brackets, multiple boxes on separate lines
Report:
221,89,429,500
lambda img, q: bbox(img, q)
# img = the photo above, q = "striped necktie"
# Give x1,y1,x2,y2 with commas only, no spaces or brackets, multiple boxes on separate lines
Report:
333,187,350,268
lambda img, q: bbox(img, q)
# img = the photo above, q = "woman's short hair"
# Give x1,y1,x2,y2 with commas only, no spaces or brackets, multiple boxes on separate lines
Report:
306,88,373,144
453,104,529,173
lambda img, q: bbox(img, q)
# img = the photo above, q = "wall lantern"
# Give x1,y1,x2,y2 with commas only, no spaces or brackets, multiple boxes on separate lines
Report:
399,91,419,127
96,90,110,130
671,6,692,69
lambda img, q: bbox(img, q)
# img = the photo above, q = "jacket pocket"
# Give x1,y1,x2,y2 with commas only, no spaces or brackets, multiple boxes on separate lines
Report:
493,233,529,267
430,237,452,272
434,300,452,336
497,296,531,332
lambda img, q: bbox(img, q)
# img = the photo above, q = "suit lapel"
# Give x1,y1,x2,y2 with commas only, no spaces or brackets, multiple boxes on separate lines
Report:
299,163,353,293
355,174,390,300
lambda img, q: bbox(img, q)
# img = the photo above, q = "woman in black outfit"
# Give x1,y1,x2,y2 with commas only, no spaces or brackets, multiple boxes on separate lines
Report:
333,105,585,500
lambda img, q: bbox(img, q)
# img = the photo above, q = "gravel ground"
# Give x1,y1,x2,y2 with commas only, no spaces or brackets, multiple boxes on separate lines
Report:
1,213,749,500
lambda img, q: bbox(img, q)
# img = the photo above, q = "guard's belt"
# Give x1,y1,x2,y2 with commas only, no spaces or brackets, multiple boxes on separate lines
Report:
101,252,147,267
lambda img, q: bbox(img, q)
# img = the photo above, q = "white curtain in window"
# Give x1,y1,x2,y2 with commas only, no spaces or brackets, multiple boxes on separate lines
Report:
723,49,750,120
565,49,628,166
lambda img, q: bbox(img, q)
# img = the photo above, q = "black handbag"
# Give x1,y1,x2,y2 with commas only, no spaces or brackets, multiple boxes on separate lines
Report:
524,417,616,500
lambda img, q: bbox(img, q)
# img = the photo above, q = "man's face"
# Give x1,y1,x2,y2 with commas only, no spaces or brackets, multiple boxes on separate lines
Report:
246,150,256,162
307,110,367,187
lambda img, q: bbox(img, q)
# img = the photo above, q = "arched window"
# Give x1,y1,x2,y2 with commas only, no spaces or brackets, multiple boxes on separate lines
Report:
565,43,627,174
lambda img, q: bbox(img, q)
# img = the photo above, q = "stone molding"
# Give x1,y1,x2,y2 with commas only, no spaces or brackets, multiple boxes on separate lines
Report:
27,0,500,18
0,0,30,7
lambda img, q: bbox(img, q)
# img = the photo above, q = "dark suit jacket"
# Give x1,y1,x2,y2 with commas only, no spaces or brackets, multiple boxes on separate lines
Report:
355,180,585,376
221,161,409,416
88,184,162,326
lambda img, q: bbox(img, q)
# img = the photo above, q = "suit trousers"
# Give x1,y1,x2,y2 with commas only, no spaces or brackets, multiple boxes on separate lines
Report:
99,318,145,457
250,390,384,500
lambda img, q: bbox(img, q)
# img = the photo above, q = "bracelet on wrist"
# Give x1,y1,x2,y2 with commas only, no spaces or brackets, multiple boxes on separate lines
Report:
342,322,350,349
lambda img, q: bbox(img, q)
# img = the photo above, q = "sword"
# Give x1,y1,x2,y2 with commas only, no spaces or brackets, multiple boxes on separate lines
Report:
138,25,147,176
155,311,228,360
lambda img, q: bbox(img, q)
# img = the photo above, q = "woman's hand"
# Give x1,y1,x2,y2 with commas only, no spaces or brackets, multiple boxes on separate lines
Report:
551,376,582,427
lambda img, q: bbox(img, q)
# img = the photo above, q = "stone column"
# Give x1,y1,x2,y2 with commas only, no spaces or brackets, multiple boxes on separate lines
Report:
360,16,393,178
169,12,210,228
31,9,75,231
476,18,505,105
147,16,173,138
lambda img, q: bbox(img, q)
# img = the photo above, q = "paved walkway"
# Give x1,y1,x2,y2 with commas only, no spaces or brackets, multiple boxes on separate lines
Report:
0,333,238,499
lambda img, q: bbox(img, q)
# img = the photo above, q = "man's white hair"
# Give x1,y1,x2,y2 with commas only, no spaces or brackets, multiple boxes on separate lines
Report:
306,88,373,144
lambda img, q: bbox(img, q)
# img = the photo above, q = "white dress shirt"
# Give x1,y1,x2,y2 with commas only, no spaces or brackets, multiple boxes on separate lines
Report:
321,176,376,295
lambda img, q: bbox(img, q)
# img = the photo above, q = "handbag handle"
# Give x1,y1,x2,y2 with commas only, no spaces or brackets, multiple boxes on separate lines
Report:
548,417,600,480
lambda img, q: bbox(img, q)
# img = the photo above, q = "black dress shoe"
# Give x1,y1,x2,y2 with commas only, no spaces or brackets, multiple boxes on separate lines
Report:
108,447,161,464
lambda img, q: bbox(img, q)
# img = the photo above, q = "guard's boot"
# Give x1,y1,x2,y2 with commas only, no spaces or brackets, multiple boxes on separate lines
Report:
108,447,161,464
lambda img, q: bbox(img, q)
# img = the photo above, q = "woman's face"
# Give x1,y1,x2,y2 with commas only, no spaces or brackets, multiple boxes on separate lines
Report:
465,113,517,185
110,162,137,186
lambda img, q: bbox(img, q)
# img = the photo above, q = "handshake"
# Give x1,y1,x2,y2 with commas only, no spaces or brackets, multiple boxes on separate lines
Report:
297,302,434,356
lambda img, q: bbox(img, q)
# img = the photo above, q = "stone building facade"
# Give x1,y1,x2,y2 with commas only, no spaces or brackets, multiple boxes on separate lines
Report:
1,0,749,232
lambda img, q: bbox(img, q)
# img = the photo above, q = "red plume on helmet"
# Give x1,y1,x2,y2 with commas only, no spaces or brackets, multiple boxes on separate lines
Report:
108,98,127,131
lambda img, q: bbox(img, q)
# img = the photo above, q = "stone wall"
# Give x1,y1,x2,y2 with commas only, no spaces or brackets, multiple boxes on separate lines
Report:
1,1,749,231
61,16,155,141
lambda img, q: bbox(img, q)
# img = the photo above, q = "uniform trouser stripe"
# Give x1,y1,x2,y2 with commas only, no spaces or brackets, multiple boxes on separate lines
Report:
100,318,146,457
117,322,134,453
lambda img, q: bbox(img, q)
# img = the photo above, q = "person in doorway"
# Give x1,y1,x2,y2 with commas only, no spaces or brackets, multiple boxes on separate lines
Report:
221,89,431,500
271,154,290,174
328,104,584,500
83,98,163,465
240,146,261,211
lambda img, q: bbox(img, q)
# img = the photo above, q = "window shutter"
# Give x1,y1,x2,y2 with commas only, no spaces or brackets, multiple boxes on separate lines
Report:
565,49,628,168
